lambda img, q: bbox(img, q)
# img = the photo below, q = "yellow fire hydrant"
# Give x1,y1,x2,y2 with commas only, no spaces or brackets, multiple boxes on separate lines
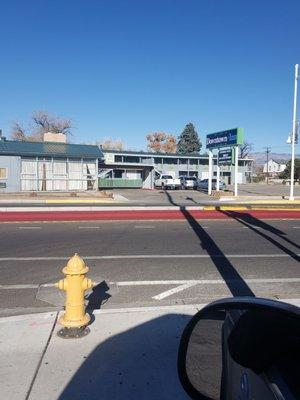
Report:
55,253,94,338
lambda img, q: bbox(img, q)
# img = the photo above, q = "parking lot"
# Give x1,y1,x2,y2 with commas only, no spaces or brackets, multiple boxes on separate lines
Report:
110,183,300,206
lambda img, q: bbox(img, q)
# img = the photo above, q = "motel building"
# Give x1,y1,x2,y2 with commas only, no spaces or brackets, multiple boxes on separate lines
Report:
99,149,253,189
0,132,103,193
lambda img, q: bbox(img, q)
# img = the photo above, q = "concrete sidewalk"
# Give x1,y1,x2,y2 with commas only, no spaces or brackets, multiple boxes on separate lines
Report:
3,300,300,399
1,305,200,400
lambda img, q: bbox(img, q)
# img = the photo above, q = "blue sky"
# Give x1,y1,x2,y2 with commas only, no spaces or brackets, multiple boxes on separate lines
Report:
0,0,299,152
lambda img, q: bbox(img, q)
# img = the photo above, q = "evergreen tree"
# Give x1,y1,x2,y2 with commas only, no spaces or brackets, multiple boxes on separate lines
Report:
279,159,300,181
177,123,201,154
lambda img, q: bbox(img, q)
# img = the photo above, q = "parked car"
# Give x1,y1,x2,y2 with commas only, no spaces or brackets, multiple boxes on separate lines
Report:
154,174,181,190
197,178,226,191
180,176,198,190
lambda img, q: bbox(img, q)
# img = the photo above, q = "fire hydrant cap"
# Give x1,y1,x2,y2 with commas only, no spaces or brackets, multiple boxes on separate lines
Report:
62,253,89,275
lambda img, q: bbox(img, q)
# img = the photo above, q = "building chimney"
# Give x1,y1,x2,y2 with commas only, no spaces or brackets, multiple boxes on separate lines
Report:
43,132,67,143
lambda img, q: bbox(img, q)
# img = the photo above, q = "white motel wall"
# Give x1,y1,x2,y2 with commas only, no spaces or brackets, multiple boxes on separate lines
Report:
0,138,102,193
99,150,253,189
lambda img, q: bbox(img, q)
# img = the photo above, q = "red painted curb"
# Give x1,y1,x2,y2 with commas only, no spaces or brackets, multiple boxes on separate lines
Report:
0,210,299,221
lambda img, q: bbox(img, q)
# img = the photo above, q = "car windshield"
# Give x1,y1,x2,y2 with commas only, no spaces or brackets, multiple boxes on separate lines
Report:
4,5,300,399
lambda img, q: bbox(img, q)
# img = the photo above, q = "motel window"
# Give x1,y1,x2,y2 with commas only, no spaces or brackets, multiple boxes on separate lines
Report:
154,158,162,164
115,155,123,162
179,171,188,176
114,169,123,178
189,159,198,165
163,158,177,165
0,168,7,179
199,159,208,165
179,158,188,165
123,156,140,163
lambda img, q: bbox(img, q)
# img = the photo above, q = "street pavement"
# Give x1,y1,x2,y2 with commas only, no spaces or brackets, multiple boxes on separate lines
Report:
1,217,300,400
0,218,299,315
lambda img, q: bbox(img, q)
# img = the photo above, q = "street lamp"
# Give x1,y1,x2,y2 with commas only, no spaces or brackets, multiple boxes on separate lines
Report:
289,64,299,201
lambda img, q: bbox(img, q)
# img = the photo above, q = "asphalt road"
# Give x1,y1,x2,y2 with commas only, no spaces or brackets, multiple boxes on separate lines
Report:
0,218,299,315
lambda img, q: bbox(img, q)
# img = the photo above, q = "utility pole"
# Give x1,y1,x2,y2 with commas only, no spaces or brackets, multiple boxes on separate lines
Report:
234,145,239,196
289,64,299,201
264,147,271,184
208,150,213,195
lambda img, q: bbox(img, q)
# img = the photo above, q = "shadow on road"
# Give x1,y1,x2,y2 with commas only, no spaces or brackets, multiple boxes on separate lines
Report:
219,210,300,262
164,191,255,297
58,313,191,400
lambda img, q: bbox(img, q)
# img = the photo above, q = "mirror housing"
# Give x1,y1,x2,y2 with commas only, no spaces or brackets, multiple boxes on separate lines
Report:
177,297,300,400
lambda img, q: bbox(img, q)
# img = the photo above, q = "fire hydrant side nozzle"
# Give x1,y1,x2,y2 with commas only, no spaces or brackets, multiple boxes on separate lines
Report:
82,277,93,291
55,253,94,338
55,279,68,291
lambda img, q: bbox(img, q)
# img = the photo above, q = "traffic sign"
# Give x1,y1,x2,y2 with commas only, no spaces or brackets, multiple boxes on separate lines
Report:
206,128,244,149
218,148,233,164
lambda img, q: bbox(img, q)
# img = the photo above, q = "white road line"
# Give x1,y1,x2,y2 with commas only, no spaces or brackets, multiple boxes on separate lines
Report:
18,226,41,230
0,284,40,289
243,226,263,229
117,278,300,286
0,253,298,262
152,283,198,300
293,226,300,229
78,226,100,229
117,280,198,286
1,277,300,291
134,226,155,229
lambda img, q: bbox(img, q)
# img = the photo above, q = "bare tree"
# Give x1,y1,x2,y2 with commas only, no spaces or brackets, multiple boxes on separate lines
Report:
146,132,177,153
32,110,72,136
240,141,253,158
162,134,177,153
11,123,27,141
11,111,72,141
97,138,125,151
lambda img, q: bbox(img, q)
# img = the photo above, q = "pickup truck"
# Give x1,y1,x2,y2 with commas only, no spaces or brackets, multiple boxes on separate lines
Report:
154,174,181,189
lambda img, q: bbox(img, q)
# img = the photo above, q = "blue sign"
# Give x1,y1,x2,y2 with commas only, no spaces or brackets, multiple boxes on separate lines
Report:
218,148,232,164
206,128,244,149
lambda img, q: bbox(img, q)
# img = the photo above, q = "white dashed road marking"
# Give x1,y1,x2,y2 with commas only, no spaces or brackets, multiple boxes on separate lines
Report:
78,226,100,229
18,226,41,230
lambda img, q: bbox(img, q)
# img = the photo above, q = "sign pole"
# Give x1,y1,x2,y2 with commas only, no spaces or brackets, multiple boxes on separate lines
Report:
216,150,220,191
234,145,238,197
208,150,213,195
289,63,299,201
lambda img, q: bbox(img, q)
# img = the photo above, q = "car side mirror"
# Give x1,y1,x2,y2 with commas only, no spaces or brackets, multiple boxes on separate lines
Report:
177,297,300,400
